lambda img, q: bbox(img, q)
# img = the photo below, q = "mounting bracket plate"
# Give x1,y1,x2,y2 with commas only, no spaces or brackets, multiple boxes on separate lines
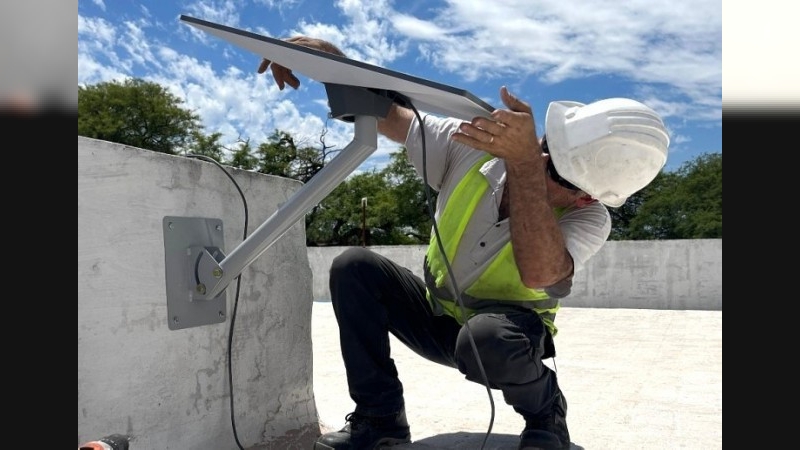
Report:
163,216,227,330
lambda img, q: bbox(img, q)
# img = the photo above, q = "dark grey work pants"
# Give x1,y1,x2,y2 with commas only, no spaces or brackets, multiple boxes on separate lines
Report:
329,247,561,419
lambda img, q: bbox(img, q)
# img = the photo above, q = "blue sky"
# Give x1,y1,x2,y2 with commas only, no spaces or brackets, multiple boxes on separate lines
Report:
76,0,723,173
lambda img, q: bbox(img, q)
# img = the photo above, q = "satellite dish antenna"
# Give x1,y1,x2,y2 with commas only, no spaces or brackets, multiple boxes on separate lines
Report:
164,16,496,328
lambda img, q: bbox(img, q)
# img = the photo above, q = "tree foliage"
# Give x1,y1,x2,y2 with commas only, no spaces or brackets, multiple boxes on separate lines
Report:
381,149,437,243
253,130,330,183
282,148,435,246
189,130,226,162
78,78,202,154
610,153,722,240
306,172,391,245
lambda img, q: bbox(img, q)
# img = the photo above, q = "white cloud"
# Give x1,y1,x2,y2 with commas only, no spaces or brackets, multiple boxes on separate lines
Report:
391,14,447,41
185,0,243,28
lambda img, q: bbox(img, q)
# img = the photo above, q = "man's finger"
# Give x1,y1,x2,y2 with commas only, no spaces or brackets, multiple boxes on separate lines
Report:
500,86,531,113
257,58,272,74
285,72,300,89
272,65,286,90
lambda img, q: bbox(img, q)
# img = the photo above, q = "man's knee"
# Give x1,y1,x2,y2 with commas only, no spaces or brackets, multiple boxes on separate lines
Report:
454,314,507,373
454,313,545,384
330,247,376,281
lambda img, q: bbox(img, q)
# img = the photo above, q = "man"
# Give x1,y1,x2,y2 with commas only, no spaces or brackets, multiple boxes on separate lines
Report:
258,37,669,450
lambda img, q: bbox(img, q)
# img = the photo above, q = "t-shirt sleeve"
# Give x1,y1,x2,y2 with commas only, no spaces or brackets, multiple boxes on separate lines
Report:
404,114,462,190
558,202,611,273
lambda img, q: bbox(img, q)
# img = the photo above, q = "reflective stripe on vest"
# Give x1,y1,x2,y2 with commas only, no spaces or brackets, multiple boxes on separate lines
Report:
424,155,563,335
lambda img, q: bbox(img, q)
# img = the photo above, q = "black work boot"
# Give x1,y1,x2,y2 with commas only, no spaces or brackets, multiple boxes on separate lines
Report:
314,409,411,450
518,391,570,450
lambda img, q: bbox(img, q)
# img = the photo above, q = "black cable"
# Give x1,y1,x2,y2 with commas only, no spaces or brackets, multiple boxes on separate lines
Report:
186,154,248,450
405,103,496,450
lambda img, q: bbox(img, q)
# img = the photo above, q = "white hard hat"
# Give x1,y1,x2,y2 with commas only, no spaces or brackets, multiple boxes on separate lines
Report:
544,98,670,207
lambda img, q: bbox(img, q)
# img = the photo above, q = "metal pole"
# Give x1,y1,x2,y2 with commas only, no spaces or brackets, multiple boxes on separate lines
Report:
361,197,367,247
201,115,379,299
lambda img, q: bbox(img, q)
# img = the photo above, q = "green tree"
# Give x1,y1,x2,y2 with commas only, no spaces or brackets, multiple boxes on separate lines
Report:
305,172,392,246
608,172,670,240
188,130,226,162
252,130,328,183
610,152,722,240
228,139,259,171
296,147,435,246
228,128,341,244
678,153,722,238
379,148,437,243
78,78,202,154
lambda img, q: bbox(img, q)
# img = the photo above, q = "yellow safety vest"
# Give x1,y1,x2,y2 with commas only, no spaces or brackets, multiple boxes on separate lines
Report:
425,155,563,335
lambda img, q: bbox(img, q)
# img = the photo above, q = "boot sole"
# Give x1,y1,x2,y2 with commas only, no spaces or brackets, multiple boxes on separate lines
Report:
313,435,411,450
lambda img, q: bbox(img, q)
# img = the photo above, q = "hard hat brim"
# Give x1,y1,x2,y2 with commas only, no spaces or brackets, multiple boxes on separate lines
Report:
544,100,584,186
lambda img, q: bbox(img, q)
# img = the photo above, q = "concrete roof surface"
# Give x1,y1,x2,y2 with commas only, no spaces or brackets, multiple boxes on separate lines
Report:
312,301,722,450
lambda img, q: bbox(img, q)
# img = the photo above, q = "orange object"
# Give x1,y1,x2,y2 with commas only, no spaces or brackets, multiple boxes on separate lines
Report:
79,443,113,450
78,434,129,450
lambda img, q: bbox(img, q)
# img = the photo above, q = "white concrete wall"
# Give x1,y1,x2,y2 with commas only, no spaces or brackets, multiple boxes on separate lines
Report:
307,240,722,311
78,137,319,449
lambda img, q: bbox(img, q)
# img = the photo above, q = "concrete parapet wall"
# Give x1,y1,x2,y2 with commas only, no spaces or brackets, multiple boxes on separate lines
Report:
78,137,319,449
308,239,722,311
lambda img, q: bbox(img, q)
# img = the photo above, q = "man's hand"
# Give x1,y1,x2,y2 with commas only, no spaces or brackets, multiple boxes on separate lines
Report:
256,36,345,90
255,36,414,143
458,88,572,288
452,86,543,165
